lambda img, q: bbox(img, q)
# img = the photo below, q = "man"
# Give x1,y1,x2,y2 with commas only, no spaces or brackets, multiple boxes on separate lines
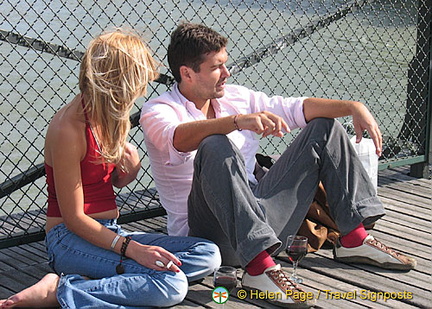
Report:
140,22,415,308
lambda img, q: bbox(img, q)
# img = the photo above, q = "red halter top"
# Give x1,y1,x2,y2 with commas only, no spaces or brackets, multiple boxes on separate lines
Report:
45,99,117,217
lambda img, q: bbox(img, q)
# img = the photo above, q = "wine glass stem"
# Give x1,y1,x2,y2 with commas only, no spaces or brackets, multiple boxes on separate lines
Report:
292,261,299,279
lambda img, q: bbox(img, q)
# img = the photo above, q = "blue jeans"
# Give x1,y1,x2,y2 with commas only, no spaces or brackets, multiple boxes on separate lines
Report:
188,118,385,267
45,219,221,309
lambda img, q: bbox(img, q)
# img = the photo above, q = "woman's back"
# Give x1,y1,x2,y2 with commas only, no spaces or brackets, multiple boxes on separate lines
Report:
44,94,119,232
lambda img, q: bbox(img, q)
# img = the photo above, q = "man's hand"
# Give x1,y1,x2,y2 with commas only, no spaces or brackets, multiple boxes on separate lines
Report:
351,102,383,156
303,98,383,156
235,111,290,138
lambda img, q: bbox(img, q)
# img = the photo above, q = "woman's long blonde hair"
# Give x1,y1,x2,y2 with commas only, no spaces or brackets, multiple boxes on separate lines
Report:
79,28,159,169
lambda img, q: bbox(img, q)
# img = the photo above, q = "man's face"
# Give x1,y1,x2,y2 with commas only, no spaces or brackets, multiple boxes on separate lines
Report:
190,47,230,101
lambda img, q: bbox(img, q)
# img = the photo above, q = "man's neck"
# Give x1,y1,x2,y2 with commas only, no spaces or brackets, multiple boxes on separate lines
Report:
202,101,215,119
177,83,214,118
192,98,214,119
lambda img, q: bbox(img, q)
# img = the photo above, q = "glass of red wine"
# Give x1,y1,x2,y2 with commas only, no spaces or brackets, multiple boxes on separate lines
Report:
286,235,308,284
213,266,237,294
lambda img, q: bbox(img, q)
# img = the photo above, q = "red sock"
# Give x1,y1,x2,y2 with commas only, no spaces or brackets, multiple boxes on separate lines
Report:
340,223,368,248
245,250,276,276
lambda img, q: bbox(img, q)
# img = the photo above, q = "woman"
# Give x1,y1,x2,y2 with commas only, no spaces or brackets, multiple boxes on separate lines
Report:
0,29,220,308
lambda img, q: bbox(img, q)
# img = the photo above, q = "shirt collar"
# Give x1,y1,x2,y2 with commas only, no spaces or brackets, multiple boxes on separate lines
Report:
172,83,190,106
173,82,222,117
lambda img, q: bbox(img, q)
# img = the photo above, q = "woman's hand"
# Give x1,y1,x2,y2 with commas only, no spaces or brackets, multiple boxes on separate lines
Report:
127,241,182,273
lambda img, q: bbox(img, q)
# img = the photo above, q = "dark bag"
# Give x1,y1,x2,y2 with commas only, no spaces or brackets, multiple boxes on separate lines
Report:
255,154,340,252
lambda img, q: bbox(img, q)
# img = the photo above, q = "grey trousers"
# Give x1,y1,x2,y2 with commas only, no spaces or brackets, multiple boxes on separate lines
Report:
188,118,385,267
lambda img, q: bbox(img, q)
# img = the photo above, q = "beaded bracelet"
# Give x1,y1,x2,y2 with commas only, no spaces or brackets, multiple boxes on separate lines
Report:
234,114,242,131
116,236,132,274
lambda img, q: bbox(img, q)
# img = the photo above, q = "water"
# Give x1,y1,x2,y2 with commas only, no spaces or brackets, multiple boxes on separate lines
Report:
0,0,418,215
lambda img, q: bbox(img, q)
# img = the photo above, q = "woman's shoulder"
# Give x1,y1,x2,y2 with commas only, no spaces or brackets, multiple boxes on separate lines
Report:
45,97,87,160
49,108,84,141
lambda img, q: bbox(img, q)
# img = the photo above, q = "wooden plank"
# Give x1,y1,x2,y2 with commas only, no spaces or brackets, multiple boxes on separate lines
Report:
312,246,430,289
0,286,15,299
273,261,420,309
285,254,430,308
20,263,53,280
0,251,15,272
6,245,47,265
378,189,431,212
27,241,48,253
15,242,48,261
379,179,432,197
0,249,32,269
380,187,430,203
372,220,431,247
0,220,19,237
379,167,431,185
0,269,39,298
125,219,166,234
379,194,431,219
379,210,430,232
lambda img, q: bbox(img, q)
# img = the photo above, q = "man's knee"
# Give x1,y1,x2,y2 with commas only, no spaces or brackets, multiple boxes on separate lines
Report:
199,134,231,152
307,118,346,137
197,134,240,161
193,134,246,180
308,117,339,129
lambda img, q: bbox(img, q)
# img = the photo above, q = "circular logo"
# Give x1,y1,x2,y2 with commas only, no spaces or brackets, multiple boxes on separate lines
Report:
212,286,229,304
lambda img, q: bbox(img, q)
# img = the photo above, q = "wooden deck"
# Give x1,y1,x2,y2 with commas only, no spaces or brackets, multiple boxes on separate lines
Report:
0,166,430,308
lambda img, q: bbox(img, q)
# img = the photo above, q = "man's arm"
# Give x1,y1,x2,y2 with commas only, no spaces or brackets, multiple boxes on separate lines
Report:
303,98,382,156
173,112,290,152
173,116,236,152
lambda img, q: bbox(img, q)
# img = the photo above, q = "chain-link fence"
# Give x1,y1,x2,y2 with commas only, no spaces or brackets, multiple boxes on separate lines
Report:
1,0,430,247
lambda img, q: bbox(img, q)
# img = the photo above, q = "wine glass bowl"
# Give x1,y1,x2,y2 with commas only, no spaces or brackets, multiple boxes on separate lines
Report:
213,266,237,293
286,235,308,284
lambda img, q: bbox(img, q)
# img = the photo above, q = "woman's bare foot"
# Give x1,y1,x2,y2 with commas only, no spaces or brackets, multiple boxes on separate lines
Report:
0,273,60,308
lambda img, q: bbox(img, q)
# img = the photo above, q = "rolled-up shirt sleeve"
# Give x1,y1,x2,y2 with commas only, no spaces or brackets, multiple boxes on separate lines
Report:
140,102,193,166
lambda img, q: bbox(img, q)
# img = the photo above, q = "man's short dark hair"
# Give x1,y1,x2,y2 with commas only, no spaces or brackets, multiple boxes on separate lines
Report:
168,22,228,82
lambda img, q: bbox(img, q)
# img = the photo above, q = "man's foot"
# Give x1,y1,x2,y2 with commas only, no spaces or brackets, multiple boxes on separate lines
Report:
334,235,416,270
241,264,315,308
0,273,60,308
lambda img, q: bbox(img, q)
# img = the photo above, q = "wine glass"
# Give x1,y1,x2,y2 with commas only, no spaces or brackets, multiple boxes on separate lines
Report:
286,235,308,284
213,266,237,293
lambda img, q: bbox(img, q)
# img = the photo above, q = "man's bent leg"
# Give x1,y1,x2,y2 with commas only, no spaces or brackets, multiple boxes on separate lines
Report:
254,118,385,252
188,135,281,267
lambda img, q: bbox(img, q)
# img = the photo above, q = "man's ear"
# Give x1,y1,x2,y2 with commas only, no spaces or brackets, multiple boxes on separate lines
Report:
179,65,193,82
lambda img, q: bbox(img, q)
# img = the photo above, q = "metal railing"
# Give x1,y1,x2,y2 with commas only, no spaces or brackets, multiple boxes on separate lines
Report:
0,0,430,248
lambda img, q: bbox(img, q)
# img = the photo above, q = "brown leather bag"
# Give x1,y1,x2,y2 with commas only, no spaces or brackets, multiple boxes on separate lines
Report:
297,182,340,252
255,154,340,253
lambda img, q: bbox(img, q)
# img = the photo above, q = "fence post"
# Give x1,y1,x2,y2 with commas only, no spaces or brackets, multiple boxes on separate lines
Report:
406,0,431,178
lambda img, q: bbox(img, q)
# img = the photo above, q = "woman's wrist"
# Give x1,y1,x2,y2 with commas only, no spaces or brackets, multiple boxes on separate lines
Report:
116,236,132,274
110,234,121,251
111,235,124,253
123,238,140,259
